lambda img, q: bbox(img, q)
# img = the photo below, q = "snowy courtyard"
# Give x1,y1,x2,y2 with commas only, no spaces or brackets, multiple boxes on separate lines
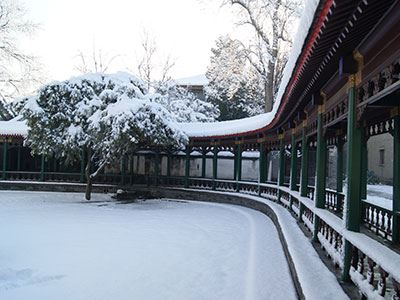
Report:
0,191,297,300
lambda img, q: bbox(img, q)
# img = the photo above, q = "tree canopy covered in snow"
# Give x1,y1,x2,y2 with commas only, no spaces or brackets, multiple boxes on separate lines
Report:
152,81,220,122
22,72,188,199
205,36,264,121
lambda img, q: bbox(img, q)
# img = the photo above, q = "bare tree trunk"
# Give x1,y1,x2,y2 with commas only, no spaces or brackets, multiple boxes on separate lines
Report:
265,20,278,113
85,149,107,201
85,150,92,200
264,77,273,112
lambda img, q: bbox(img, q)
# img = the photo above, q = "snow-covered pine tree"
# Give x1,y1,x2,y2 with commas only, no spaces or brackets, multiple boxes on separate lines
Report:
23,72,188,200
151,81,220,122
205,36,264,121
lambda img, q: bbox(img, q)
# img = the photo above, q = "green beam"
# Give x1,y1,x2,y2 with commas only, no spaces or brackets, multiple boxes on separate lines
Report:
290,132,298,191
2,140,7,180
300,126,309,197
315,106,327,209
184,147,190,188
336,138,344,193
259,144,266,183
345,76,362,232
393,115,400,243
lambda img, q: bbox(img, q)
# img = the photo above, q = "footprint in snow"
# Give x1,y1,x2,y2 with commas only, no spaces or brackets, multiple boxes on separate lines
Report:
0,268,64,290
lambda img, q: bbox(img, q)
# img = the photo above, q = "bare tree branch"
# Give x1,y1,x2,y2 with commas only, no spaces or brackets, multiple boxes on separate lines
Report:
220,0,302,112
74,43,121,74
136,30,176,91
0,0,42,105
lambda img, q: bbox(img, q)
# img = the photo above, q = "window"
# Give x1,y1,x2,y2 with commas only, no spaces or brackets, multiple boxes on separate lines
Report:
379,149,385,165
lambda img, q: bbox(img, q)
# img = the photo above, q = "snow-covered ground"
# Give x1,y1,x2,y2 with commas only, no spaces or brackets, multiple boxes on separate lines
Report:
0,191,297,300
365,184,393,210
343,183,393,210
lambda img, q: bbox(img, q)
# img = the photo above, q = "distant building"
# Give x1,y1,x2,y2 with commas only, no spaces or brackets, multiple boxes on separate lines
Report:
175,74,208,101
367,133,393,184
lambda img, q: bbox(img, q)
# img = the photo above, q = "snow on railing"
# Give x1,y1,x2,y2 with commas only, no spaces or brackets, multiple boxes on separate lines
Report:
362,201,393,241
349,245,400,299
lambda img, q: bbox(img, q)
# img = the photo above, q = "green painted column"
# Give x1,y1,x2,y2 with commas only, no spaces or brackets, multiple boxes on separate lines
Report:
313,104,327,242
201,150,206,178
233,147,237,180
2,141,8,180
360,135,368,200
40,154,45,181
237,145,242,181
342,75,363,281
235,144,242,192
300,125,309,197
121,155,126,185
167,153,171,177
290,131,298,191
130,155,134,185
51,153,56,173
336,137,344,193
315,105,327,209
121,156,126,185
259,144,266,183
80,149,85,183
341,240,352,281
278,137,285,187
393,115,400,244
277,137,285,203
17,144,21,172
154,152,159,186
212,146,218,190
184,147,190,188
345,76,362,232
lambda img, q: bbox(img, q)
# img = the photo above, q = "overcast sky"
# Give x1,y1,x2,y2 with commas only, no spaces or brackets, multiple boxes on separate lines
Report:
22,0,249,83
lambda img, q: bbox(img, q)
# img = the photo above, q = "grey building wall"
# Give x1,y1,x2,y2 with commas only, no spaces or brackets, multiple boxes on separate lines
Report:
367,133,393,184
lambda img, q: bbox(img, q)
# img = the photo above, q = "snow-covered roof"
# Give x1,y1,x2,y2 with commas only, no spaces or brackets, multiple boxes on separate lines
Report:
0,116,28,137
181,113,275,138
175,74,208,86
181,0,320,138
